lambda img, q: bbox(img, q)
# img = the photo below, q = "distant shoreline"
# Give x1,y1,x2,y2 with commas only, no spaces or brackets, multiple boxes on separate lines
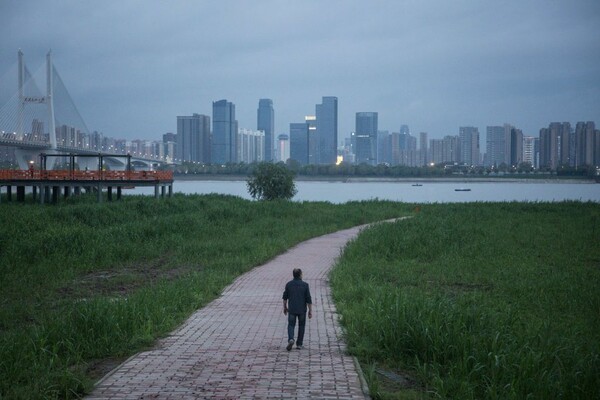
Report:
174,174,596,184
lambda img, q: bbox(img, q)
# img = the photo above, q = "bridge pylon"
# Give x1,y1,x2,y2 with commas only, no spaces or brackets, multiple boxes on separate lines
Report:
15,50,58,169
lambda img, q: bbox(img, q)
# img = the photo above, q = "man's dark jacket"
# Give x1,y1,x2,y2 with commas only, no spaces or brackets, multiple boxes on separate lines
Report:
283,278,312,314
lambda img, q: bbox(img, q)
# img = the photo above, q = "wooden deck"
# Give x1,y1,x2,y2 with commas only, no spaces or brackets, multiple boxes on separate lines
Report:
0,169,174,203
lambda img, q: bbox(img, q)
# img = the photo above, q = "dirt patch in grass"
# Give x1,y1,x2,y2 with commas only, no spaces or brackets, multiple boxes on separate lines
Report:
58,256,200,299
376,367,421,392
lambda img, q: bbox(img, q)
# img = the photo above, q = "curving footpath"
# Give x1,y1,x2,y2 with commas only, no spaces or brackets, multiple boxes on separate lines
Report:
87,222,382,399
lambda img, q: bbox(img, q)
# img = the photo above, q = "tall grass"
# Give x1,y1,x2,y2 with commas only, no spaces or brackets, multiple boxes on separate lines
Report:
0,193,409,398
330,202,600,399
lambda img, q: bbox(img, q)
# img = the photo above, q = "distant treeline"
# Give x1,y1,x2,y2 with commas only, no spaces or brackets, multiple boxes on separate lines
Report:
170,161,598,179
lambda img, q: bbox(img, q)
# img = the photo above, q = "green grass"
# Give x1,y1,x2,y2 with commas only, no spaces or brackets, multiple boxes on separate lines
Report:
0,193,407,399
330,202,600,399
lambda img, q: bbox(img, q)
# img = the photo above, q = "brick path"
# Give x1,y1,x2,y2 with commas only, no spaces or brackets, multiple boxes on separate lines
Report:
87,223,376,399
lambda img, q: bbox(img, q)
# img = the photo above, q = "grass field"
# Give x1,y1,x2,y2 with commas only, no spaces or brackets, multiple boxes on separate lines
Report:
330,202,600,399
2,195,598,399
0,193,407,398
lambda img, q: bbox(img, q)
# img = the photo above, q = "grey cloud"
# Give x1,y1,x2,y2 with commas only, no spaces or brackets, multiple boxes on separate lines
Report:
0,0,599,140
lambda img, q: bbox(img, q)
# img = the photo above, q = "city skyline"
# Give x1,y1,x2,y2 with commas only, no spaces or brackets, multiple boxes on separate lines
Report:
1,1,598,142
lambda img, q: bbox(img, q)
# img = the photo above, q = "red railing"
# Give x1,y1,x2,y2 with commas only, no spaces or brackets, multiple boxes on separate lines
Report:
0,169,173,181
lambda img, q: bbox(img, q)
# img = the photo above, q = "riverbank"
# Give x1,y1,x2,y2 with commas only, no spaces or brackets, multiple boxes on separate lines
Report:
174,173,596,184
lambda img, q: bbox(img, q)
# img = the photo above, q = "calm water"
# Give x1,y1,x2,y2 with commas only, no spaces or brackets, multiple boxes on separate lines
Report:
131,180,600,203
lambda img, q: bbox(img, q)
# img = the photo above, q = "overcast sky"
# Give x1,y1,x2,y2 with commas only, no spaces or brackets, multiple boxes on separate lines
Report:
1,0,599,143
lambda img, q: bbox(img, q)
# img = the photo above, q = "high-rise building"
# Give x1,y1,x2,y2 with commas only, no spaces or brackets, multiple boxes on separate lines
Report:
237,128,265,163
162,132,177,162
390,132,400,165
355,112,378,165
212,100,238,164
573,121,598,168
485,126,507,167
277,134,290,163
315,96,338,164
257,99,274,162
510,127,523,167
459,127,480,166
377,130,390,165
399,133,418,166
176,114,211,163
557,122,572,166
539,122,571,170
305,116,317,165
429,136,460,165
419,132,428,166
290,122,310,165
523,136,536,167
539,125,558,170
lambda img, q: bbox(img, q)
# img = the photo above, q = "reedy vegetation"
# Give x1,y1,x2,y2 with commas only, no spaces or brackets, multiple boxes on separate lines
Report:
0,194,405,398
330,202,600,399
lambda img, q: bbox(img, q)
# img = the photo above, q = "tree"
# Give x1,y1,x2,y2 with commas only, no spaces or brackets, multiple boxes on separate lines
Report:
247,162,297,201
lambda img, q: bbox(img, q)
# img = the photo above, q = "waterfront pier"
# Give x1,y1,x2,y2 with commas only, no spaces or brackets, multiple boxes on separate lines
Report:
0,168,173,204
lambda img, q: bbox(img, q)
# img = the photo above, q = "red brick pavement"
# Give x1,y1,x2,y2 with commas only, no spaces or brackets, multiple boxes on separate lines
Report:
87,223,382,399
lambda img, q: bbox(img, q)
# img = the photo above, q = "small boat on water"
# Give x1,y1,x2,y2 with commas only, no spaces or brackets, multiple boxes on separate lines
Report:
455,188,471,192
412,183,423,187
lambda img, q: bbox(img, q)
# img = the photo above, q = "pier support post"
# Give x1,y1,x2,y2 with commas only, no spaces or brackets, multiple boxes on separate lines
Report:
117,186,122,200
44,186,51,203
74,186,81,196
161,185,166,197
97,183,102,203
64,186,71,199
154,185,159,198
7,185,12,202
107,186,113,202
33,186,37,201
17,186,25,202
52,186,59,204
168,184,172,197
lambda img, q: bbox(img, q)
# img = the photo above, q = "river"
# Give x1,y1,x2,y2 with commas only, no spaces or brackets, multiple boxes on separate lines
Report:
130,178,600,203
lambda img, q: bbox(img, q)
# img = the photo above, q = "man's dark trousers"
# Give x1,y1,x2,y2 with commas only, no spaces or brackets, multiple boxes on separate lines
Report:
288,312,307,346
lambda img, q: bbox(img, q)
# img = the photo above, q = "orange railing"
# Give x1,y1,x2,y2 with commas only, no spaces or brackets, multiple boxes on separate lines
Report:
0,169,173,181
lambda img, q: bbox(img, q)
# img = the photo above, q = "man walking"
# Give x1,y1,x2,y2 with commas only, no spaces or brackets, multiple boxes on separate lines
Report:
282,268,312,351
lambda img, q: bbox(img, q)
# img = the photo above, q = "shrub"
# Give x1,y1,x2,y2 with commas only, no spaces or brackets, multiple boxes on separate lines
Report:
246,162,297,201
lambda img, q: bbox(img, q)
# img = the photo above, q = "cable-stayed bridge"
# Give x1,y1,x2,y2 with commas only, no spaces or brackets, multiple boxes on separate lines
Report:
0,51,165,170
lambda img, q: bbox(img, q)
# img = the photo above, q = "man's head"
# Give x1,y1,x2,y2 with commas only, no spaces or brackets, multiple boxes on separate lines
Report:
293,268,302,279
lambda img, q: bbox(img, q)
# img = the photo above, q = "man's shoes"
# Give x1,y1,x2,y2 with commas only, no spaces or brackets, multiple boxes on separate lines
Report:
296,345,304,350
286,339,294,351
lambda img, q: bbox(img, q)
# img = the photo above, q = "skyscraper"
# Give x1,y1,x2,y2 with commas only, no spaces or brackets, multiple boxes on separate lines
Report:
485,126,507,167
539,122,572,170
510,127,523,167
176,113,211,163
459,127,480,166
257,99,274,162
237,128,265,163
315,96,338,164
290,122,310,165
377,130,390,165
523,136,536,167
355,112,378,165
212,100,238,164
571,121,598,168
419,132,428,166
305,115,317,165
277,134,290,163
557,122,572,166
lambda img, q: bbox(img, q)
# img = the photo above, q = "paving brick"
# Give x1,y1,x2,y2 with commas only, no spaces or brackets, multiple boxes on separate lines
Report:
88,224,375,399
